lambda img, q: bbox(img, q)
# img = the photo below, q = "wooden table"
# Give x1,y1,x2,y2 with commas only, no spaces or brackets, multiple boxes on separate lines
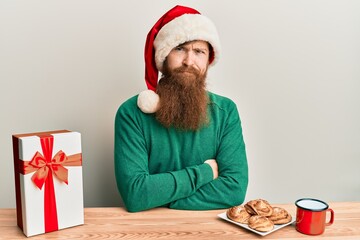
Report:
0,202,359,239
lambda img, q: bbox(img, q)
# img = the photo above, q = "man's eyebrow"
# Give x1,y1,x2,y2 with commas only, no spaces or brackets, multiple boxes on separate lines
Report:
175,42,209,52
196,47,209,50
194,47,209,52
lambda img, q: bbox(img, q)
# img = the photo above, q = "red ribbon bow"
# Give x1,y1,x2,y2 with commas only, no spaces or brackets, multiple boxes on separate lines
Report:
30,150,69,190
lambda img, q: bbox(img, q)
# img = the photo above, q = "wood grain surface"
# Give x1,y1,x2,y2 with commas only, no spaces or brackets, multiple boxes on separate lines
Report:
0,202,359,239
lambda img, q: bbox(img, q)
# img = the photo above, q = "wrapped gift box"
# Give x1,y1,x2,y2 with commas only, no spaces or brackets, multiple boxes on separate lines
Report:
12,130,84,237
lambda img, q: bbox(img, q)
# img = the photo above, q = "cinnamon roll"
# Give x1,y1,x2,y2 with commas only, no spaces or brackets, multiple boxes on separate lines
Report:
226,205,251,224
268,207,292,224
248,215,274,232
244,199,273,217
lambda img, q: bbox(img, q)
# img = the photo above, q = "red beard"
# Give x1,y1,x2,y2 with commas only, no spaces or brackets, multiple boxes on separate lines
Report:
155,64,209,131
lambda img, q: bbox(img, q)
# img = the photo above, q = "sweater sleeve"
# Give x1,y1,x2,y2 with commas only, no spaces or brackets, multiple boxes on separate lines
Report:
114,100,214,212
168,101,248,210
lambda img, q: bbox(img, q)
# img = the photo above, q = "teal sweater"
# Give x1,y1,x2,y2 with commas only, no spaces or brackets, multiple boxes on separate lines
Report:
114,92,248,212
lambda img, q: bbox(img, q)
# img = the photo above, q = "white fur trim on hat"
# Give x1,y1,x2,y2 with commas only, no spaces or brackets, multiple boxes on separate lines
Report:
154,13,221,72
137,90,160,113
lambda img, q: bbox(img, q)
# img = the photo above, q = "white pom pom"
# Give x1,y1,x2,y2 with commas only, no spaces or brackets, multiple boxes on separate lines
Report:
137,90,160,113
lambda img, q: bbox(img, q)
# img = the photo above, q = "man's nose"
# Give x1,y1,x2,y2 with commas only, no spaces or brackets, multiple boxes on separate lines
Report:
182,52,195,66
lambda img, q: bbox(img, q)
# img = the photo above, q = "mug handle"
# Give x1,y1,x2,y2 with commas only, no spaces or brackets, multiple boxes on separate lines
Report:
326,208,335,226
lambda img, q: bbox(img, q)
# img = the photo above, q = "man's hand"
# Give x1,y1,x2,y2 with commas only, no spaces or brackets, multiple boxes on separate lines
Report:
204,159,219,179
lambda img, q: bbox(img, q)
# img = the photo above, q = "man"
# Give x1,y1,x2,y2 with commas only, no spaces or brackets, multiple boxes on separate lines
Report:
114,5,248,212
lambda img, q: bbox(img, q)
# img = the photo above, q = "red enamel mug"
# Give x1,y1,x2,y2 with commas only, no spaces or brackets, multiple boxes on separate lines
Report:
295,198,334,235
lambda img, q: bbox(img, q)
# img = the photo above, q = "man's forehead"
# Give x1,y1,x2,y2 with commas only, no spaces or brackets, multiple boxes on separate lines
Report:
177,40,209,49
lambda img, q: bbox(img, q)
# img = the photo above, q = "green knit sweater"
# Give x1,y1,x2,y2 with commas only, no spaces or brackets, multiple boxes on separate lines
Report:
114,92,248,212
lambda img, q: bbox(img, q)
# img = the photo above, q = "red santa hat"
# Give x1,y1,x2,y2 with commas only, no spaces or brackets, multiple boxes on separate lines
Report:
137,5,221,113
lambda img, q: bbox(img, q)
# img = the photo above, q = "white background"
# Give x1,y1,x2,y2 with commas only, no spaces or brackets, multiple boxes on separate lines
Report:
1,0,359,208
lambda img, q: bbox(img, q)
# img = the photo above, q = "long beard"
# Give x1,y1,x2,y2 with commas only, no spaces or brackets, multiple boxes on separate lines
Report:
155,65,209,131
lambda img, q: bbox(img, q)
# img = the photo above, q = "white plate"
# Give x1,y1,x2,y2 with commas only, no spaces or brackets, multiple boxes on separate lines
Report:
218,212,295,236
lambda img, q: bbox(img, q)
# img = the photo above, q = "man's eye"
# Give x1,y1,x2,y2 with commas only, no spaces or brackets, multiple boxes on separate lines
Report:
195,49,205,54
175,47,183,51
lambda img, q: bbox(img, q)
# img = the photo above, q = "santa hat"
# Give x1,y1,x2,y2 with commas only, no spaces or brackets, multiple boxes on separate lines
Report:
137,5,221,113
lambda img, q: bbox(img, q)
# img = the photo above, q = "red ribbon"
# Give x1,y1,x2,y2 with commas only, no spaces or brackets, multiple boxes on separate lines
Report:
19,135,82,233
